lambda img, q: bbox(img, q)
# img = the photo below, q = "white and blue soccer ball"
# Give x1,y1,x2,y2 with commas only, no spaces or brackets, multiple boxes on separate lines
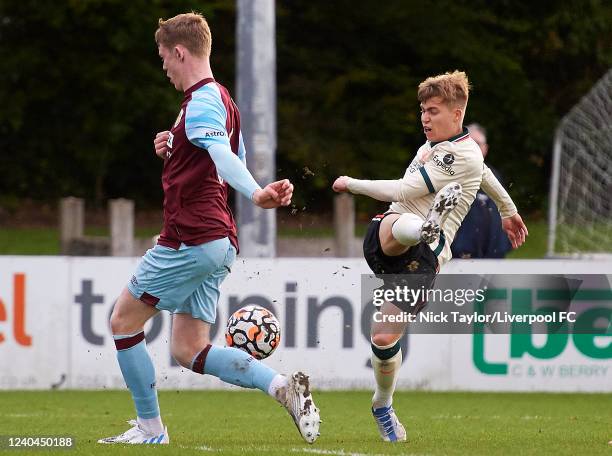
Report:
225,305,281,359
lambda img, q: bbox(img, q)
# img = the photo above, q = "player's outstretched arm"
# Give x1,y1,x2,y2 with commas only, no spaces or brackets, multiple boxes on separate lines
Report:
502,213,528,249
332,172,431,204
332,176,400,202
252,179,294,209
207,143,262,198
480,164,528,248
480,164,518,217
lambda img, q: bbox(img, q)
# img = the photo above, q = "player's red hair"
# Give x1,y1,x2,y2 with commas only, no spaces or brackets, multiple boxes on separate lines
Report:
418,71,471,109
155,12,211,58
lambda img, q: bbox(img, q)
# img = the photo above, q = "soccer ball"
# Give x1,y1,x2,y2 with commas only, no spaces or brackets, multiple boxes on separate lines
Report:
225,305,281,359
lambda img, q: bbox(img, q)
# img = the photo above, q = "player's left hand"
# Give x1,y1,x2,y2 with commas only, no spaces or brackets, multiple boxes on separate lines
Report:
502,213,528,249
252,179,293,208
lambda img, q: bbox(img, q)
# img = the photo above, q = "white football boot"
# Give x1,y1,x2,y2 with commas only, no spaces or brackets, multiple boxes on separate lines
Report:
277,371,321,444
420,181,462,244
372,405,407,442
98,419,169,444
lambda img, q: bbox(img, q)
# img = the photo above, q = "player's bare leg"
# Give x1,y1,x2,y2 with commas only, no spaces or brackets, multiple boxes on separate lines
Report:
110,288,159,334
379,214,410,255
170,313,211,367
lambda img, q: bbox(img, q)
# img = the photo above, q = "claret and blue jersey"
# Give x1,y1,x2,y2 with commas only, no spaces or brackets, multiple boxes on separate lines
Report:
158,78,247,252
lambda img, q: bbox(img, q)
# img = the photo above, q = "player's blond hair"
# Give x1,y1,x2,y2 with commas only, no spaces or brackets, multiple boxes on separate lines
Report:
155,12,211,58
418,71,471,109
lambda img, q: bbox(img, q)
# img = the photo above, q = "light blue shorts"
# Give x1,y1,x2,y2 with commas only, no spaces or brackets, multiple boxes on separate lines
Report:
127,237,236,323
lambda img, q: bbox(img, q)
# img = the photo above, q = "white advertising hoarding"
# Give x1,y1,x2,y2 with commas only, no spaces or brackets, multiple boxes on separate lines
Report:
0,258,70,389
0,257,610,391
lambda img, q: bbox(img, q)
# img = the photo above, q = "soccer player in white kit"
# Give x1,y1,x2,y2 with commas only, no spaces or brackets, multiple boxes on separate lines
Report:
333,71,527,442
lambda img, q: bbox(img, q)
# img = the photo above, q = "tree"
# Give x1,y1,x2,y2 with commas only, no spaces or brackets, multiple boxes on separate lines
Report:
1,0,610,216
0,0,233,206
275,0,612,214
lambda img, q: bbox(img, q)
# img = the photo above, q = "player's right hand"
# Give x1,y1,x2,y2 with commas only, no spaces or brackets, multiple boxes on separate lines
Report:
154,131,170,159
332,176,351,193
252,179,294,209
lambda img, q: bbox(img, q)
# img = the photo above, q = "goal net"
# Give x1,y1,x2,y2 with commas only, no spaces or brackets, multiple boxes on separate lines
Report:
548,68,612,257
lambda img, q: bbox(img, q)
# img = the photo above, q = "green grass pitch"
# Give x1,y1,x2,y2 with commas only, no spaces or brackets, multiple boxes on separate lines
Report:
0,390,610,455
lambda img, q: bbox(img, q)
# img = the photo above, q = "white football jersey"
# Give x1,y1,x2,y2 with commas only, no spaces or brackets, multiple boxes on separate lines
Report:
388,128,484,264
347,127,518,265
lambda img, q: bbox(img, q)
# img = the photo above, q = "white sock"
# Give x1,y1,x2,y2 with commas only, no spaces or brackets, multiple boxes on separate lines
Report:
391,213,423,246
267,374,288,400
371,349,402,409
137,415,164,435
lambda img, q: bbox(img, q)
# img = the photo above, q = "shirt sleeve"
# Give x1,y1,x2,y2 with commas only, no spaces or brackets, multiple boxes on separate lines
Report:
207,144,260,200
347,142,484,204
185,86,231,150
480,164,518,218
346,178,404,202
185,86,261,200
346,163,434,202
238,131,247,165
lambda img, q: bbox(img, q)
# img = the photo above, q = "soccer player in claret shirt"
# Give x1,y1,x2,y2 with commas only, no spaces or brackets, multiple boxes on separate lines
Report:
333,71,528,442
98,13,320,445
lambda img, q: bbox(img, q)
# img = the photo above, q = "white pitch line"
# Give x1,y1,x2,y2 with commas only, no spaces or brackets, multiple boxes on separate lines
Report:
178,444,218,452
290,448,390,456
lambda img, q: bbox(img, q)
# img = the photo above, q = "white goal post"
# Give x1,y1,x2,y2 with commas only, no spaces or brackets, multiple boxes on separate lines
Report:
548,68,612,258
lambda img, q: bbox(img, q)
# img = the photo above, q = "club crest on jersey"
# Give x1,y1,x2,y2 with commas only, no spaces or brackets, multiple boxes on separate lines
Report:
173,109,184,128
432,153,455,175
166,132,174,158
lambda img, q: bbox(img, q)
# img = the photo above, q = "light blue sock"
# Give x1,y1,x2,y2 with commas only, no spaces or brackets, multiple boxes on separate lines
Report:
191,345,277,393
114,332,160,419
